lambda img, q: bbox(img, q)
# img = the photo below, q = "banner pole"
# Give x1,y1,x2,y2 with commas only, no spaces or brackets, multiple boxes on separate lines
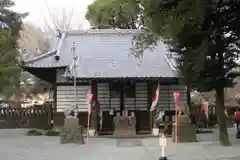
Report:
175,103,178,143
173,92,180,144
86,107,90,151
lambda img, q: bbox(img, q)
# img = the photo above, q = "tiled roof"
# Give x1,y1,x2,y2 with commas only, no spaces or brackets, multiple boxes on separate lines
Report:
22,50,66,68
24,29,177,78
72,53,175,78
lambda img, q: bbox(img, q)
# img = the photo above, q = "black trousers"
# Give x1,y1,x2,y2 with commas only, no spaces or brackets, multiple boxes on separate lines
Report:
236,120,240,131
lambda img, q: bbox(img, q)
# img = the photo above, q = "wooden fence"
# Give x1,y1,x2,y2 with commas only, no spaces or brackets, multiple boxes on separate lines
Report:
190,104,218,127
0,105,52,129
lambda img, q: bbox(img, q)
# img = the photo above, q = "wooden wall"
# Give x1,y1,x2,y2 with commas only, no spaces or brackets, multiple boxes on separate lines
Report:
135,82,148,110
54,81,187,131
155,84,187,111
96,81,150,133
97,82,148,111
56,85,89,112
55,82,187,112
97,83,120,111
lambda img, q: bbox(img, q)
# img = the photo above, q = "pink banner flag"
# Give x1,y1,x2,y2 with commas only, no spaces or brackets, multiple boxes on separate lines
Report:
173,91,180,144
87,93,93,103
173,92,180,103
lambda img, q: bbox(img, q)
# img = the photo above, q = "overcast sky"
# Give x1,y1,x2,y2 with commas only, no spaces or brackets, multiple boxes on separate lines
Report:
13,0,94,29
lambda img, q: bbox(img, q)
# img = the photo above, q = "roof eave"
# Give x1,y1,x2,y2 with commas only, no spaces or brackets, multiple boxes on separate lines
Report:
22,50,57,65
22,64,67,69
22,32,68,67
64,76,179,81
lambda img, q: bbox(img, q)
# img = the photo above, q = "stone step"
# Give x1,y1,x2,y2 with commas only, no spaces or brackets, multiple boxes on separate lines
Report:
114,127,136,136
115,129,135,132
114,132,136,136
115,128,135,132
115,126,135,129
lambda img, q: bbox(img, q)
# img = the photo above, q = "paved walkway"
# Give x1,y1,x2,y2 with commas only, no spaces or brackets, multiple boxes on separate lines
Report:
0,128,240,160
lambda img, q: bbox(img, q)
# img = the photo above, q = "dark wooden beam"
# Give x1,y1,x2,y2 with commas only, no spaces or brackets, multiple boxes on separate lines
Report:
147,80,153,130
91,80,97,99
71,77,179,83
57,82,90,85
23,67,59,83
53,82,57,112
187,86,191,112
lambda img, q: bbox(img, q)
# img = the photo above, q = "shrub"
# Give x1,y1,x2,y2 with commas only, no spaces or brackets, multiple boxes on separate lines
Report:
45,130,60,136
27,129,43,136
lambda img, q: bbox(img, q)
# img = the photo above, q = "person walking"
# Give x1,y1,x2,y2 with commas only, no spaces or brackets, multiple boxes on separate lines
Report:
234,109,240,132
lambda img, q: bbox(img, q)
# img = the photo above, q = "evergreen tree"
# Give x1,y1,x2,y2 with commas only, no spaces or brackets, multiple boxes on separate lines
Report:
134,0,240,146
86,0,142,29
86,0,240,146
0,0,27,98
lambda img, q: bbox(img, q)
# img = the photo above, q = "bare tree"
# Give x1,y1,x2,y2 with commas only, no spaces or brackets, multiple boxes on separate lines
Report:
17,23,51,98
43,8,84,38
18,23,50,60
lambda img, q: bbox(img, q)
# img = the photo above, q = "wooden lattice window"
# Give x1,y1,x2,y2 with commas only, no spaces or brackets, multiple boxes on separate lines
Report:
109,81,121,98
124,81,136,98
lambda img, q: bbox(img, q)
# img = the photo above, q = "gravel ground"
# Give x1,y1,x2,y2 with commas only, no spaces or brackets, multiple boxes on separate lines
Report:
0,128,240,160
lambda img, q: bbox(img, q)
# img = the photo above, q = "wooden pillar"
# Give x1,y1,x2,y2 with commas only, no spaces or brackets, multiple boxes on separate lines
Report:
91,80,97,99
109,80,111,111
52,75,57,127
147,80,153,130
187,86,191,112
120,82,124,116
53,82,57,112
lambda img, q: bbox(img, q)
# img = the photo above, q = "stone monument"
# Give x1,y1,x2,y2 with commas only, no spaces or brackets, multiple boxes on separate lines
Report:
114,110,136,137
60,107,85,144
172,103,197,142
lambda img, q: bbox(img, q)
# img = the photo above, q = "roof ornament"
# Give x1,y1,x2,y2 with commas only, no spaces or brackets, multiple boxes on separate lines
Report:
56,29,62,38
136,54,143,68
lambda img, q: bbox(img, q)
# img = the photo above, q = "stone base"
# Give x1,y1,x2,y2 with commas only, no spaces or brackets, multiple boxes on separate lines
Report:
0,120,8,129
172,123,197,143
88,129,96,137
236,130,240,139
60,116,85,144
152,128,159,136
114,126,136,137
159,157,167,160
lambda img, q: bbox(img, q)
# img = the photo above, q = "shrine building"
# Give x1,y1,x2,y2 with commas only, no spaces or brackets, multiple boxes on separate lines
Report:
22,29,188,135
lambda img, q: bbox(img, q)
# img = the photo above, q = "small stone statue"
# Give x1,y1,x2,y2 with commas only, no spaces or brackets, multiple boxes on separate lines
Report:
175,102,191,124
175,101,189,116
155,111,165,127
64,105,77,118
129,112,136,125
114,112,121,126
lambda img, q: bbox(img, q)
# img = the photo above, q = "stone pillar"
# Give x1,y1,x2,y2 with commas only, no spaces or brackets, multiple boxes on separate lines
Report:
60,116,85,144
172,115,197,143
